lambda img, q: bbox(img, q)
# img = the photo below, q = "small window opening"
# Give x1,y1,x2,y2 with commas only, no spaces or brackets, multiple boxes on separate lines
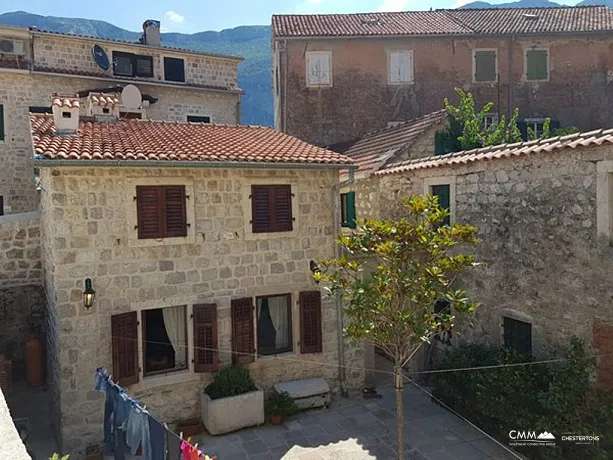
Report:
62,112,72,119
102,108,110,114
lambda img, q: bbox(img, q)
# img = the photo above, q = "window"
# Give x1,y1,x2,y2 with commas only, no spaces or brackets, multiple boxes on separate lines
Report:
250,184,293,233
483,113,499,130
0,196,3,216
473,49,497,83
340,192,356,229
164,57,186,82
524,118,548,138
0,104,4,141
388,51,414,84
525,49,548,81
142,306,187,376
431,184,451,226
112,51,153,78
256,294,292,356
29,106,52,114
503,317,532,355
187,115,211,123
120,111,142,119
135,185,188,239
306,51,332,87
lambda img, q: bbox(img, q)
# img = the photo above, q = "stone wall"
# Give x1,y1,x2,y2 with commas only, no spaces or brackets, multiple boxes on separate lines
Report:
38,166,365,455
0,387,31,460
0,72,240,214
278,33,613,146
0,212,42,288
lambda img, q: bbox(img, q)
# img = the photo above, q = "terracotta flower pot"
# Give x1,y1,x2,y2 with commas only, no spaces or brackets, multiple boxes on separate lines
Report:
270,414,283,425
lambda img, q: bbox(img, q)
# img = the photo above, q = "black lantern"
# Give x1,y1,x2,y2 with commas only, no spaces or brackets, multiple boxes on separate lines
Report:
309,260,321,283
83,278,96,309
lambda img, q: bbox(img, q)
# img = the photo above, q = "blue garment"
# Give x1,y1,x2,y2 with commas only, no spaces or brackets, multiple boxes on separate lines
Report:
126,407,151,459
94,370,108,393
102,387,114,454
149,417,166,460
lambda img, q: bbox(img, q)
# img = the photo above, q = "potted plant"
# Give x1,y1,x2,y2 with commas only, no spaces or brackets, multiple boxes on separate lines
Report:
265,391,298,425
201,365,264,435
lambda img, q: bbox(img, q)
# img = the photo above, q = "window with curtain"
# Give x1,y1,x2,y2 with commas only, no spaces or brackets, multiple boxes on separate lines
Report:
142,305,187,376
256,294,292,356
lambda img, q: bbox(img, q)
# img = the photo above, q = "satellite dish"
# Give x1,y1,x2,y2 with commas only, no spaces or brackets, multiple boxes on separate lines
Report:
91,44,110,71
121,85,142,110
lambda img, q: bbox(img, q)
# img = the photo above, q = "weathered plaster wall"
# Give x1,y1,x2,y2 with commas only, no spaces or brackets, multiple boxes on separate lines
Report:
38,166,364,455
280,34,613,146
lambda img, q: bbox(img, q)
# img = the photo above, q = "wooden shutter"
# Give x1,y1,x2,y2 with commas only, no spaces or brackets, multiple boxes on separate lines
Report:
164,186,187,237
0,104,4,141
111,312,139,386
475,51,496,82
136,186,163,239
273,185,293,232
193,304,218,373
300,291,322,354
526,50,548,80
389,52,401,83
503,317,532,355
164,57,186,82
251,185,271,233
308,53,330,86
346,191,356,229
431,184,451,226
231,298,255,364
399,52,412,83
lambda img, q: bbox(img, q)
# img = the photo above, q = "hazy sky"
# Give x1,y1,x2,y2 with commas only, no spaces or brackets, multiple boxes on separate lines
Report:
0,0,579,33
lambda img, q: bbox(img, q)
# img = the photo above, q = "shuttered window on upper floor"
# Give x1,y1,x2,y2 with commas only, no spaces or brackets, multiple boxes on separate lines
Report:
164,57,186,83
474,50,497,82
250,184,293,233
112,51,153,78
306,51,332,87
526,49,549,81
135,185,188,239
388,51,414,84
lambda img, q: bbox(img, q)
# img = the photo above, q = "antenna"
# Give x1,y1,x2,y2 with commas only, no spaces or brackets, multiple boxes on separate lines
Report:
121,85,142,110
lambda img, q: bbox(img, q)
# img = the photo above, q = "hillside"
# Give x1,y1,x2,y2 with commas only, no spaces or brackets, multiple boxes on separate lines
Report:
459,0,613,9
0,11,273,126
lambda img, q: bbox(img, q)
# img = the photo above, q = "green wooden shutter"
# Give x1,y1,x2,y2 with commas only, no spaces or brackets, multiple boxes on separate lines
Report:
431,184,450,226
475,51,496,82
526,50,548,80
346,191,356,229
503,317,532,355
0,104,4,141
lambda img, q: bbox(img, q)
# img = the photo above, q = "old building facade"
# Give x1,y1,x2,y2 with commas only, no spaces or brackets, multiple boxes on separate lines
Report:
27,106,363,456
272,6,613,147
0,21,242,215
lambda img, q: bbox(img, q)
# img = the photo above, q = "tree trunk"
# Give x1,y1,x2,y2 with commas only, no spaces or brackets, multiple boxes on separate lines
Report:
394,361,404,460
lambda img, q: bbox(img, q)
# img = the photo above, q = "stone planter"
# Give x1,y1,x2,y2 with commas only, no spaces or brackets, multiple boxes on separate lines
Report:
201,389,264,435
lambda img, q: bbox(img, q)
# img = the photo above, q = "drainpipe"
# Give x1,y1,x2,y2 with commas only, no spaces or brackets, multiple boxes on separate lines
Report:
332,168,355,397
283,39,288,133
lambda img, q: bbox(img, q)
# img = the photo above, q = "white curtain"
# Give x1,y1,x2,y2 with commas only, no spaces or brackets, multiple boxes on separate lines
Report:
162,306,186,368
268,296,290,349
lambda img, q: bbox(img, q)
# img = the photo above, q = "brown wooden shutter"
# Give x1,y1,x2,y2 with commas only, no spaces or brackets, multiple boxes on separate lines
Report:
300,291,323,354
136,186,163,239
251,185,271,233
231,298,255,364
193,304,218,373
111,312,139,386
164,186,187,237
273,185,293,232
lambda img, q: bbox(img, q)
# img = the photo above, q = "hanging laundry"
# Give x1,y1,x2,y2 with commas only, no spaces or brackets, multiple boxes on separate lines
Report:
148,416,166,460
166,431,182,460
126,406,151,459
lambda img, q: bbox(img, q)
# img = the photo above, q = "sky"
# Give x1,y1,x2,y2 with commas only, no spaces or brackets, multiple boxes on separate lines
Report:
0,0,580,33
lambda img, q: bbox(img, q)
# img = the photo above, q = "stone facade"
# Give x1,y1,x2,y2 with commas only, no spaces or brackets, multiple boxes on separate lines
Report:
0,212,42,288
356,146,613,385
38,165,364,455
275,34,613,146
0,25,241,215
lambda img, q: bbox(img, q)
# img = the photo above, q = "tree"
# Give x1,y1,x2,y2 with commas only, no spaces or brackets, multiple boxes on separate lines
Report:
314,195,480,460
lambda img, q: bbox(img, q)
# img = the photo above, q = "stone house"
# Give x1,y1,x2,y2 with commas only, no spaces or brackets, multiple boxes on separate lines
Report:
0,20,243,215
346,126,613,389
272,6,613,146
26,98,363,456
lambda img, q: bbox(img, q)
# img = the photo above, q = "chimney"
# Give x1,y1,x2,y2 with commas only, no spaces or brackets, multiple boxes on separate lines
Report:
142,19,161,47
86,92,120,122
51,94,80,135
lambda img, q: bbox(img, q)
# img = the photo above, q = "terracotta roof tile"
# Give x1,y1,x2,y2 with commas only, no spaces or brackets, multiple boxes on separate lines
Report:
338,110,446,178
51,94,80,109
29,114,353,167
376,128,612,175
89,93,120,107
272,6,613,38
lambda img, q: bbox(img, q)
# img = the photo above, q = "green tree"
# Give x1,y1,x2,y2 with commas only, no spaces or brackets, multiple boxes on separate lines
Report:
314,195,480,460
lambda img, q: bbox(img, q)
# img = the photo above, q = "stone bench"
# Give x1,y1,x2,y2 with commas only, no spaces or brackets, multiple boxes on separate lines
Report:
274,378,331,410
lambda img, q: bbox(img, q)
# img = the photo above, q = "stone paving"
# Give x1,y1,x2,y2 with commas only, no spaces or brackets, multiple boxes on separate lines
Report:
195,382,520,460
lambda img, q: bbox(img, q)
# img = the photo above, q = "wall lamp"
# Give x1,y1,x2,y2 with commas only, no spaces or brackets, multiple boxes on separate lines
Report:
83,278,96,309
309,260,321,283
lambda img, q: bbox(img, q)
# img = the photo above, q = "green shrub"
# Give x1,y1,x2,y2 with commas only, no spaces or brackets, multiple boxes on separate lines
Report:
204,365,257,400
432,338,613,460
49,454,69,460
265,391,298,417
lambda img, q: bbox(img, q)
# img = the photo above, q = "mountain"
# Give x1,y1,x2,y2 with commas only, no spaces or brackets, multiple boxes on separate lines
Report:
0,11,272,126
460,0,613,8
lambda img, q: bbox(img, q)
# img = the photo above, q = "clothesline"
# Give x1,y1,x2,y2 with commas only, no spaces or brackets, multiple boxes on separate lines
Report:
95,367,216,460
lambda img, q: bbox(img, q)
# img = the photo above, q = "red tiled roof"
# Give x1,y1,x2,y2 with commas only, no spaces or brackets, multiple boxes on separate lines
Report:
340,110,445,178
29,114,353,167
272,6,613,38
51,95,80,109
376,128,613,175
